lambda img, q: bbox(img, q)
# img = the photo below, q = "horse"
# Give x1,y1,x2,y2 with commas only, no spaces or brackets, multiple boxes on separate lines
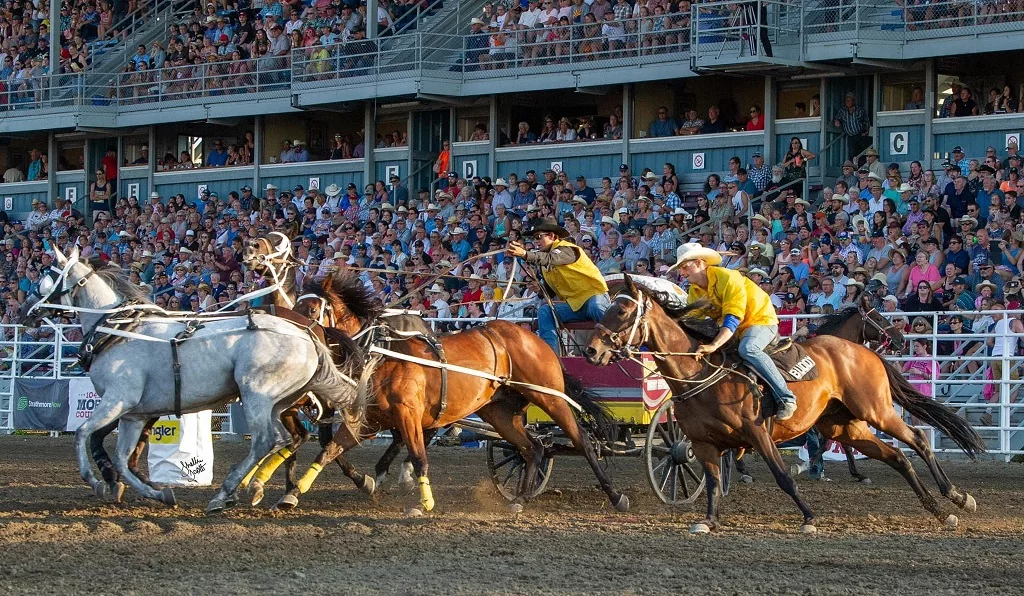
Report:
240,235,436,508
288,270,630,514
803,304,907,483
20,245,363,513
585,275,984,533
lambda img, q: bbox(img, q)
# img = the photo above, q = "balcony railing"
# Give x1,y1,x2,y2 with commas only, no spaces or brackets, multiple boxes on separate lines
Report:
0,73,89,112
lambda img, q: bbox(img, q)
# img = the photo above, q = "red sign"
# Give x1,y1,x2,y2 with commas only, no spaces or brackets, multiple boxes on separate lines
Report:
641,354,669,409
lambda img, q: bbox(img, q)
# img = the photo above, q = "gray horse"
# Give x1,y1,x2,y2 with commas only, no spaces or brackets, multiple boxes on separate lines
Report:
21,246,363,514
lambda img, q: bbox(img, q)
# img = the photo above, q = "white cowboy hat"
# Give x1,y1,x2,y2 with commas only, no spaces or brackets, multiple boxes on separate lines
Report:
428,284,445,293
600,216,617,226
493,178,508,187
897,183,915,193
671,243,722,269
571,196,588,205
470,17,485,26
833,193,850,204
265,183,278,191
752,214,770,225
672,207,689,216
324,183,341,197
747,267,769,278
380,202,394,211
451,227,466,235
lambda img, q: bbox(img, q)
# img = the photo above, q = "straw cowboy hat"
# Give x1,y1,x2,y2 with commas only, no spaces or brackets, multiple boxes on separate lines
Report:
493,178,508,188
324,183,341,197
524,217,569,238
671,243,722,269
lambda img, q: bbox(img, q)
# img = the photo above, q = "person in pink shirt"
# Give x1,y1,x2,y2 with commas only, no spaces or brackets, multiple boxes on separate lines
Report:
905,250,940,299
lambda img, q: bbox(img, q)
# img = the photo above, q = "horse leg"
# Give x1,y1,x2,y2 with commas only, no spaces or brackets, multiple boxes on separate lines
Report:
393,405,434,515
74,399,158,501
832,420,956,527
89,419,120,499
276,424,356,509
394,429,438,493
733,451,754,483
207,397,287,515
690,442,723,533
105,418,157,504
868,411,976,514
743,421,817,532
476,401,544,511
371,430,405,489
526,393,628,512
111,418,174,506
843,445,871,484
249,408,308,507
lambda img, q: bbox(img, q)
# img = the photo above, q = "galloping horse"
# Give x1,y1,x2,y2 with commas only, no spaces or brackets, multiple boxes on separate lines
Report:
289,271,630,514
20,246,362,513
586,275,983,532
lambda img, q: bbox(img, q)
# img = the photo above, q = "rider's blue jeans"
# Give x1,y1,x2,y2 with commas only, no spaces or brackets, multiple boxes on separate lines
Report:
538,293,611,355
738,324,797,405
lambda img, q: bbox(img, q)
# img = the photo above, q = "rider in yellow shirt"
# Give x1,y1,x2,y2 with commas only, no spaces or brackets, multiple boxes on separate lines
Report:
670,243,798,420
505,216,609,355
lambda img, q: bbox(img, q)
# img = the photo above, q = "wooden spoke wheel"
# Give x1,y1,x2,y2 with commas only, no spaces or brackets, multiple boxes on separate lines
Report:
485,440,555,502
644,399,706,505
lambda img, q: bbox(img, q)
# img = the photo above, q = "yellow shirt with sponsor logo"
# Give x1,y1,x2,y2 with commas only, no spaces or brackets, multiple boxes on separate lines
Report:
539,238,609,311
686,266,777,334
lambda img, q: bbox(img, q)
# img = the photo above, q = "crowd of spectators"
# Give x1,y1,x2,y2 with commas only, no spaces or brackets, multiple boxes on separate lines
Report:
2,125,1024,408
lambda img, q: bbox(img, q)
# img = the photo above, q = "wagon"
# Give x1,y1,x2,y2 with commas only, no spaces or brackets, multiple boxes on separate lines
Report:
473,336,736,506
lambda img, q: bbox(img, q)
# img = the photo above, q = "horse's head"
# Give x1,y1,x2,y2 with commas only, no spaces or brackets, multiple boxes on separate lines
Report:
243,231,292,275
586,274,648,366
860,305,906,354
20,244,89,327
294,275,362,335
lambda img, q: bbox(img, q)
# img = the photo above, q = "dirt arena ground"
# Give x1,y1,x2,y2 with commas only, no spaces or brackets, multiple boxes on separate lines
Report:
0,435,1022,595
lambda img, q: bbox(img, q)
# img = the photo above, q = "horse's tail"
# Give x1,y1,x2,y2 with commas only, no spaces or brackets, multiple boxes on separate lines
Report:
305,335,363,417
880,356,986,459
562,371,618,444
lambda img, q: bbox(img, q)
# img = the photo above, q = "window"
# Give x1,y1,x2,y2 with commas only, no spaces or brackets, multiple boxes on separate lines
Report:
880,74,925,111
776,81,820,119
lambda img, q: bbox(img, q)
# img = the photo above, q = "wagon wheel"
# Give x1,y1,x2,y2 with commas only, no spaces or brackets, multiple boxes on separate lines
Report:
719,450,734,497
644,399,706,505
485,440,555,502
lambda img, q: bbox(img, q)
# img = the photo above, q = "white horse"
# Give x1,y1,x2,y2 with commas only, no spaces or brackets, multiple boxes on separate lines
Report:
22,246,363,513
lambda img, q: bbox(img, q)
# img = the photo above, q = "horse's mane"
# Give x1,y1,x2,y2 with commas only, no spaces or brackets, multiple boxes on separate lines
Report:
93,265,152,303
813,307,860,336
632,284,719,342
312,269,382,323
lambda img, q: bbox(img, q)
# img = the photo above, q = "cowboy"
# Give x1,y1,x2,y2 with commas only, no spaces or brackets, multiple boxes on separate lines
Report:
506,217,610,355
670,243,799,420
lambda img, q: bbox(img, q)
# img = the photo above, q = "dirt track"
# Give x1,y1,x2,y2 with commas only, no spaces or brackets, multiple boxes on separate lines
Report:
0,435,1022,595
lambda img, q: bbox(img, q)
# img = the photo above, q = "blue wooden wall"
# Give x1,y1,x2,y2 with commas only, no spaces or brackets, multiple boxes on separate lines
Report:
154,167,254,202
878,125,924,165
0,181,49,217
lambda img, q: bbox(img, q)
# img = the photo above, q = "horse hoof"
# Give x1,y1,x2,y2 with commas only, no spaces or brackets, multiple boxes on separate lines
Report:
508,502,524,515
160,487,177,508
613,493,630,513
276,494,300,510
690,523,712,535
93,482,107,499
858,477,872,485
205,501,226,516
800,524,817,534
249,482,265,507
944,514,959,529
359,476,376,496
739,474,754,484
404,506,425,518
788,464,801,477
963,493,977,513
110,482,126,504
397,481,416,495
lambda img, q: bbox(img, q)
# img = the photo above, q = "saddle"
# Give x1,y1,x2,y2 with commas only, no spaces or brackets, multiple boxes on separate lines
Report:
726,336,818,420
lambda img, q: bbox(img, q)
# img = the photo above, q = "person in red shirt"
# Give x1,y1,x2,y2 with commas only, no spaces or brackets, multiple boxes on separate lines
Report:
778,292,802,336
101,148,118,183
460,273,484,304
746,104,765,131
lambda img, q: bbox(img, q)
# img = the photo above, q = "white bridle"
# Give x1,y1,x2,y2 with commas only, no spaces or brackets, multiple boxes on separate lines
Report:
594,291,648,353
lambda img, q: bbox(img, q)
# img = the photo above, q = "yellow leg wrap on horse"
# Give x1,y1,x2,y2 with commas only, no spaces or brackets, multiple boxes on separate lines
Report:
297,463,324,494
252,447,293,486
418,477,435,511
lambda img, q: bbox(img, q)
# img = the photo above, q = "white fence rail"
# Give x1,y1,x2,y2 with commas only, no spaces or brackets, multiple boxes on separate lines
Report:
2,312,1021,459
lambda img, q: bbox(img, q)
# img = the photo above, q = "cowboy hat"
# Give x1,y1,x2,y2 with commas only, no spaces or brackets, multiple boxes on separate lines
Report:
571,196,588,205
976,280,998,292
832,193,850,204
870,272,888,285
897,182,915,193
747,267,769,278
600,216,617,226
752,214,770,226
451,227,466,235
324,183,341,197
524,217,569,238
671,243,722,269
864,146,879,157
493,178,508,187
845,279,865,290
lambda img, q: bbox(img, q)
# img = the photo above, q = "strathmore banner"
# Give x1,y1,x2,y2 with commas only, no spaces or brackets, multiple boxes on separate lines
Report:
12,379,71,431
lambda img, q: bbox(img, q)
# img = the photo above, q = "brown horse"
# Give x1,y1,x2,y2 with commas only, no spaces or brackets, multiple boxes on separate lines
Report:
586,275,984,532
290,271,629,514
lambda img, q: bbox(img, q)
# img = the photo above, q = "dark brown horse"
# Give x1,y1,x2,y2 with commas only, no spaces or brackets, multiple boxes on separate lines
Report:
586,275,983,532
290,271,629,514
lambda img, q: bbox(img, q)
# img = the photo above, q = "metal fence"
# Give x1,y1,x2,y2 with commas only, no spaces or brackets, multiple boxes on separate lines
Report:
1,311,1021,458
0,73,90,112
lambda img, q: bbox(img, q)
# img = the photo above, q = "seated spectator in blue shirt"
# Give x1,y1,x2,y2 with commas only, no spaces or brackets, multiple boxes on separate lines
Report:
206,141,228,167
648,106,678,137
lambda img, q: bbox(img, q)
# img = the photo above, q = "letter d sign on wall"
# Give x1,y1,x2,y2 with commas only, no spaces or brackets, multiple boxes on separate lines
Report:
889,132,908,156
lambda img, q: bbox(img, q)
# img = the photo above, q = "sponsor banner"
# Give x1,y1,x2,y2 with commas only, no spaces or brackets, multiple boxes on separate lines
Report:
799,440,866,462
147,412,214,486
12,378,70,431
66,378,102,432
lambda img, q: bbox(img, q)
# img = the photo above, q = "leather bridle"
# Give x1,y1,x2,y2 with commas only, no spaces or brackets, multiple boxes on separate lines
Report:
594,292,650,359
